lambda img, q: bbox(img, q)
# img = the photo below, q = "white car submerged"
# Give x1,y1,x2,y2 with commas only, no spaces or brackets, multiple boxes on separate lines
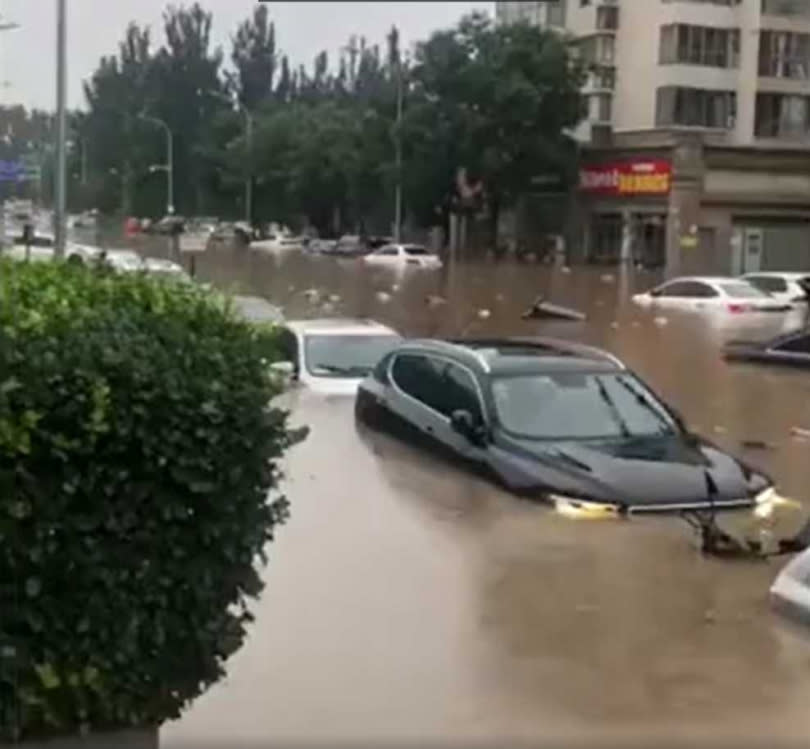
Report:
632,276,791,314
363,243,442,269
273,318,401,396
741,272,810,307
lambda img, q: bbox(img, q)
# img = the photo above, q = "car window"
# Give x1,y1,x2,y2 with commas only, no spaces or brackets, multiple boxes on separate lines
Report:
773,333,810,354
375,245,399,256
491,372,677,441
403,245,429,256
305,334,399,378
746,276,787,293
717,281,769,299
391,353,447,412
441,362,484,423
656,281,716,298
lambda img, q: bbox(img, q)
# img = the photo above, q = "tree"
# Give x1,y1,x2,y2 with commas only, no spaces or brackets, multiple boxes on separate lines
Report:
230,4,277,110
407,13,585,245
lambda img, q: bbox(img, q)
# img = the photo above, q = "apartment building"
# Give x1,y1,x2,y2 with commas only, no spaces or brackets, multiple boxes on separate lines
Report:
497,0,810,274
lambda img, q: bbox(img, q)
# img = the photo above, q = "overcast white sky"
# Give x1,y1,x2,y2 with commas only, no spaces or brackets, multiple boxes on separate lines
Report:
0,1,490,111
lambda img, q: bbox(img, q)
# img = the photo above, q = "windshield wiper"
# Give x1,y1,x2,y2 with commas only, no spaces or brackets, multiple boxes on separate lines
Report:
614,376,674,435
594,378,631,438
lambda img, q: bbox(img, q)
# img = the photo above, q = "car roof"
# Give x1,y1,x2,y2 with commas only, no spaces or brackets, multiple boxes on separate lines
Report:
396,337,625,375
743,271,810,279
661,276,748,285
285,318,399,336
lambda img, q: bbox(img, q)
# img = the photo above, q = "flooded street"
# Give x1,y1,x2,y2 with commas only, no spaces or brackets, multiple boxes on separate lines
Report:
161,244,810,746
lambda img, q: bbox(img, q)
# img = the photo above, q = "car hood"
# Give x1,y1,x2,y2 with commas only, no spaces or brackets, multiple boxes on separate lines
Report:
499,433,769,509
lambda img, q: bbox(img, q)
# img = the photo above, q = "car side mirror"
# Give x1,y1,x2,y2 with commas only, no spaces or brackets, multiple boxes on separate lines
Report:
451,409,487,445
269,360,295,377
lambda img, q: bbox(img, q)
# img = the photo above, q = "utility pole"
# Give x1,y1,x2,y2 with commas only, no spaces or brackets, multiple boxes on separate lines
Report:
140,114,174,215
393,55,404,243
244,109,253,227
54,0,67,257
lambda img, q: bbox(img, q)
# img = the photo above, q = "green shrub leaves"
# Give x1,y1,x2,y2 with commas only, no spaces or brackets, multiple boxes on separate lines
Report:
0,260,301,741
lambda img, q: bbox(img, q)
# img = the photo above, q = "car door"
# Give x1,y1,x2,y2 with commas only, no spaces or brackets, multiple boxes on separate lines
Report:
388,352,475,457
441,360,489,461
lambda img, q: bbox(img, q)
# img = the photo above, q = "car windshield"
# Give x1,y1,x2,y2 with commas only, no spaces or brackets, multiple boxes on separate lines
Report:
304,334,400,378
717,281,769,299
491,372,678,441
404,245,428,256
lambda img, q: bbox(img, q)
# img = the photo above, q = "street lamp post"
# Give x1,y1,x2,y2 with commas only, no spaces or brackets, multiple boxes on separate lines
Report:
207,90,253,226
393,55,408,244
139,114,174,215
54,0,67,258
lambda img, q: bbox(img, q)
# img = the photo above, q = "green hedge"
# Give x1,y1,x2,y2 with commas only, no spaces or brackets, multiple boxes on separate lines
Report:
0,259,302,741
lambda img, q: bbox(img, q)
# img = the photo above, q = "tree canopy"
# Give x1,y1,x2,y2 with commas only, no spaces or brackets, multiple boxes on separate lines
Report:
0,5,584,243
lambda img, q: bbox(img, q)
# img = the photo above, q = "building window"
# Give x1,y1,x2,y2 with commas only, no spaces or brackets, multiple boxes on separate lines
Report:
762,0,810,20
596,6,619,31
755,93,810,139
589,93,613,122
547,0,566,27
759,31,810,79
662,1,740,5
579,35,616,65
656,87,737,128
590,65,616,90
659,24,740,68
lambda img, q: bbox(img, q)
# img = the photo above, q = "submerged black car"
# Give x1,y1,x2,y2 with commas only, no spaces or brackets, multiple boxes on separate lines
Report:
355,338,772,513
724,328,810,369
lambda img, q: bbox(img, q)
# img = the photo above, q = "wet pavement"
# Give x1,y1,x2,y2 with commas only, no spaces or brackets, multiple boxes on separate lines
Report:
141,242,810,746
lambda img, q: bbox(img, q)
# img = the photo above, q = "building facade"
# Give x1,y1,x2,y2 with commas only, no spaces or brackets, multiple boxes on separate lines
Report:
497,0,810,273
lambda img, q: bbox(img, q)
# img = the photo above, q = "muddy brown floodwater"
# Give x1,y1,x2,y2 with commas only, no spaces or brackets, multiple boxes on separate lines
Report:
151,243,810,747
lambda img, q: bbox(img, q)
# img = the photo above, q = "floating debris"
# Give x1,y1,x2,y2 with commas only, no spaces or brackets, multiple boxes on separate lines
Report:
303,288,320,301
391,283,400,293
426,294,447,308
653,316,669,327
791,427,810,440
287,284,296,292
328,293,341,303
320,302,335,314
713,425,728,435
741,439,772,450
600,273,615,283
521,296,586,322
495,293,505,302
375,291,392,304
610,322,620,330
561,266,572,274
478,308,492,320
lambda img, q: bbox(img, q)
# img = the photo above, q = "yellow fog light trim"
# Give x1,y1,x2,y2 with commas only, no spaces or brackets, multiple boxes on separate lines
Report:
551,495,620,520
753,487,801,518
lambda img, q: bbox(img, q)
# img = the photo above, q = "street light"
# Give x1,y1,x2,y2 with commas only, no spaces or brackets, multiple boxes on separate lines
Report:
205,90,254,226
139,114,174,215
54,0,67,258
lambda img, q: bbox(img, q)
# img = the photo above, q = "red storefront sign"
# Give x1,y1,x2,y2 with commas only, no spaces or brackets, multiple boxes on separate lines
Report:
579,159,672,196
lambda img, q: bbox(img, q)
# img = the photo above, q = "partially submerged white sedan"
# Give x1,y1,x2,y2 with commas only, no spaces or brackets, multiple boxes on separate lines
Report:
362,243,442,269
272,318,401,396
632,276,790,314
